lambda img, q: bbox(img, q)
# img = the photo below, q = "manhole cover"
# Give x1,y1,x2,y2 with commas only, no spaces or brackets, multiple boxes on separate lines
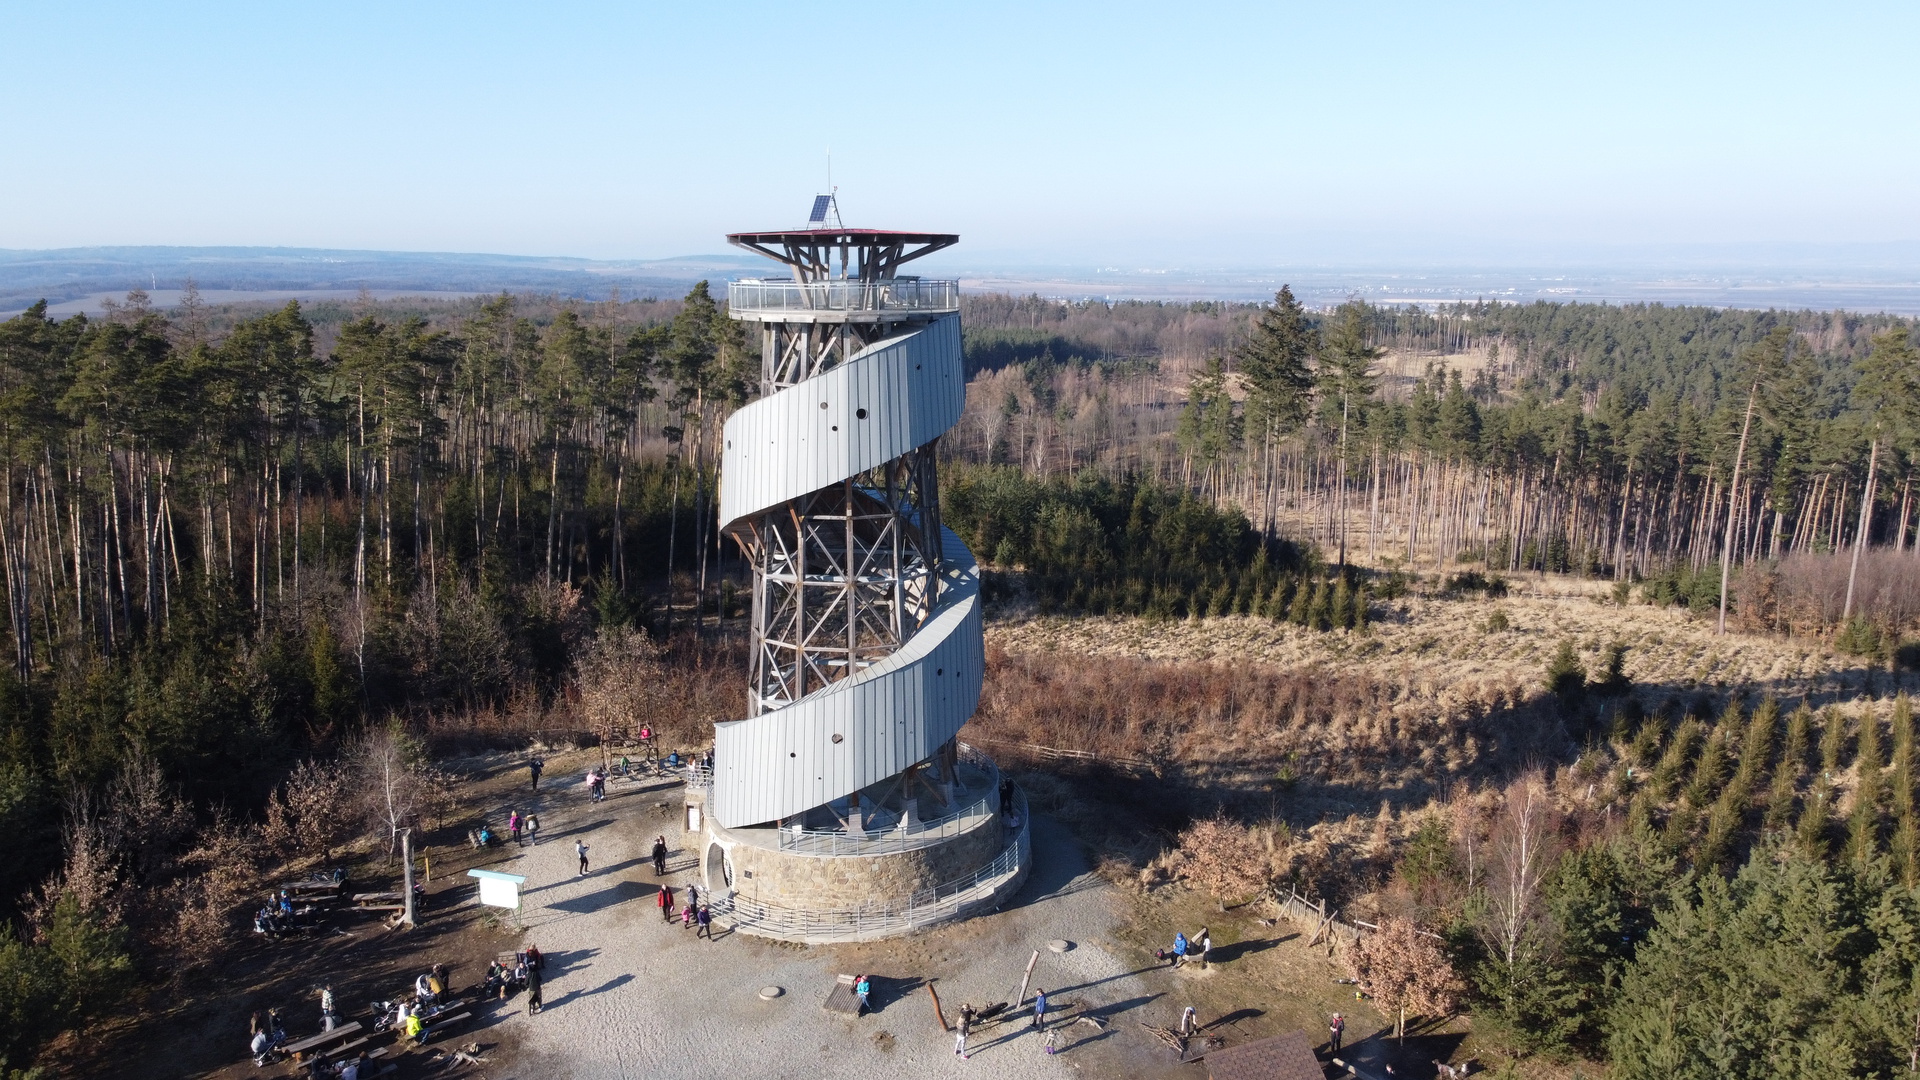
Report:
1048,939,1073,953
759,985,785,1000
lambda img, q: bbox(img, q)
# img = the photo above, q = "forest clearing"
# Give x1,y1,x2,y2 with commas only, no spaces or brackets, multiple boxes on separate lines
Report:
5,286,1920,1079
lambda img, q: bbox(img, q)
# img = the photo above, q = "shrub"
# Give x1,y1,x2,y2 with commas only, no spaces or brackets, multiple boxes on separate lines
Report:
1173,814,1280,908
1544,640,1587,709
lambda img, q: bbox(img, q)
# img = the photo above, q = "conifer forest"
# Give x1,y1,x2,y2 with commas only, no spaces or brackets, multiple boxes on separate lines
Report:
5,281,1920,1077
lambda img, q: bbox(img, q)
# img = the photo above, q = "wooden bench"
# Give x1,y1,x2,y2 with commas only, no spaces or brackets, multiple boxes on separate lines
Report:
318,1035,370,1061
282,1020,363,1060
352,892,402,903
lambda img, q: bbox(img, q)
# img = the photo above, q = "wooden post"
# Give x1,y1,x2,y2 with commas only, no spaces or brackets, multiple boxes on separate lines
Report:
401,828,416,928
927,982,951,1032
1015,949,1040,1008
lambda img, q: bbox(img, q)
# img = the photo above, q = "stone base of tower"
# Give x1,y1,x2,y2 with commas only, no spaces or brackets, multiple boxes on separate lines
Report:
681,749,1031,944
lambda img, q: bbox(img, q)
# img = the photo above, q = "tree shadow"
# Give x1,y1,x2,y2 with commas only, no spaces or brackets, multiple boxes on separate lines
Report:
539,818,615,843
547,881,647,915
1203,1007,1265,1030
1207,935,1290,964
1046,964,1166,999
540,973,635,1012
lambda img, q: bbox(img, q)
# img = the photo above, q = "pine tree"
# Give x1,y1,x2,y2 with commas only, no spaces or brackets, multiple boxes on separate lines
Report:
1763,704,1813,834
1880,696,1917,889
1331,576,1354,631
1287,578,1312,625
1306,581,1331,631
1847,707,1884,866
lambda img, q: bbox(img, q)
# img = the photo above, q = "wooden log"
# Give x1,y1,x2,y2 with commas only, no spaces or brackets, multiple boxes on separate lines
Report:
927,982,950,1032
1015,949,1039,1008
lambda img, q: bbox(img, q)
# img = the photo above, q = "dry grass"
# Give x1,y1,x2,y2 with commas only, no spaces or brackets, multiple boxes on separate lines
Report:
968,572,1920,908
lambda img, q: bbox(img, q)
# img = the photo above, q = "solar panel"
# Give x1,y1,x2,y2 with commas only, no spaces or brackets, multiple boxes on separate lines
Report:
808,195,833,224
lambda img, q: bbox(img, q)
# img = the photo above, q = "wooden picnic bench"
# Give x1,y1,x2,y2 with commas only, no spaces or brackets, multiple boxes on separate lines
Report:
281,1020,363,1060
351,892,402,903
424,1011,472,1035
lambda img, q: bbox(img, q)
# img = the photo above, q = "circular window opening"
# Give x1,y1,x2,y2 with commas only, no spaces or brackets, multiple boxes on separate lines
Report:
819,401,829,410
831,733,844,744
856,408,868,419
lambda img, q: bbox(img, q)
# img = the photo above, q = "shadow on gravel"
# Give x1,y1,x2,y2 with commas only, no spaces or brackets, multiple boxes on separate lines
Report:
549,881,647,915
865,975,926,1014
999,815,1103,913
542,973,636,1012
539,818,615,843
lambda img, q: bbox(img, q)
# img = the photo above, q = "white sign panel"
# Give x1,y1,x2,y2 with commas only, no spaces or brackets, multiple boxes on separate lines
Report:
468,868,527,910
477,876,520,908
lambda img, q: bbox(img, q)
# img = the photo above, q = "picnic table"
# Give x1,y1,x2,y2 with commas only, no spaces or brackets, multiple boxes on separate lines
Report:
282,1020,363,1061
283,879,342,893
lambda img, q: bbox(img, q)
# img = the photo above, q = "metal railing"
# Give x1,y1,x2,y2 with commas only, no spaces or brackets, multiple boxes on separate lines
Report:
714,790,1030,942
766,743,1001,854
728,278,960,315
773,790,995,855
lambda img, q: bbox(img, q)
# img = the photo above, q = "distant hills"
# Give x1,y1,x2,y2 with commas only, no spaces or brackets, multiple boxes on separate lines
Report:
0,246,766,315
7,244,1920,317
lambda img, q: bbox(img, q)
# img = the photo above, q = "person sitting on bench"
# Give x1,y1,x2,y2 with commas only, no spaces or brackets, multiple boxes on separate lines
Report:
404,1005,426,1046
484,960,507,998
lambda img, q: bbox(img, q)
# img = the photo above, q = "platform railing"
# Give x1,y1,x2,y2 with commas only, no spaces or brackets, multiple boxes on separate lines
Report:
766,743,1001,854
727,278,960,315
714,789,1030,942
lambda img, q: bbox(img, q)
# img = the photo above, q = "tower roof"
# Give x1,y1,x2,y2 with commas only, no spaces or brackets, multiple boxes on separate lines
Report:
727,229,959,283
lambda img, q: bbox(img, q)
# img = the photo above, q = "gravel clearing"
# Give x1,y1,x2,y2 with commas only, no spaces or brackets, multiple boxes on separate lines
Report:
480,767,1176,1079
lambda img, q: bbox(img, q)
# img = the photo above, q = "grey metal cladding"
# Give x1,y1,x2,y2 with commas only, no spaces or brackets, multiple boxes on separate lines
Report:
710,529,981,826
712,313,979,828
718,313,963,530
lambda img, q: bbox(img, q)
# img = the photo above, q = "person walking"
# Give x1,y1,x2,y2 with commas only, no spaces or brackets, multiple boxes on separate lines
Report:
508,811,522,845
526,966,543,1015
855,974,871,1014
657,884,674,922
319,984,336,1032
652,835,669,876
1031,987,1048,1030
575,840,590,876
525,813,540,845
954,1005,974,1059
528,757,544,790
696,904,713,940
1329,1013,1345,1052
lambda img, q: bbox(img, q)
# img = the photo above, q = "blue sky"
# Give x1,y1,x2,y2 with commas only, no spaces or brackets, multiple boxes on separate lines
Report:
4,1,1916,266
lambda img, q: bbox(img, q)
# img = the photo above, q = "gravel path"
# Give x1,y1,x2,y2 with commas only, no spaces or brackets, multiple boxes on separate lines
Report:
480,767,1168,1079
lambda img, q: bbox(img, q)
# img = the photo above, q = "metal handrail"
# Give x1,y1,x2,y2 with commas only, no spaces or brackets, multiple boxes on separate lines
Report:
728,279,960,314
715,790,1030,941
768,743,1001,854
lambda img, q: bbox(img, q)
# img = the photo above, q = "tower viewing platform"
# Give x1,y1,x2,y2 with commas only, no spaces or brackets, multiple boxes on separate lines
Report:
726,277,961,321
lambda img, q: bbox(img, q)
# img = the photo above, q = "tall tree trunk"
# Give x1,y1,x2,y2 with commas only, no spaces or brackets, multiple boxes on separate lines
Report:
1718,386,1758,635
1845,437,1881,621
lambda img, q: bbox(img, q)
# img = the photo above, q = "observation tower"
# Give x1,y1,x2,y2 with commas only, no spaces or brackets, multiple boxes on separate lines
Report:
685,196,1029,941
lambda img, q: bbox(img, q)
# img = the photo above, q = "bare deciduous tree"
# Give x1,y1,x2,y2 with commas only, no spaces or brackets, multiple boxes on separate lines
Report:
573,625,669,767
351,722,430,859
1482,772,1561,969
